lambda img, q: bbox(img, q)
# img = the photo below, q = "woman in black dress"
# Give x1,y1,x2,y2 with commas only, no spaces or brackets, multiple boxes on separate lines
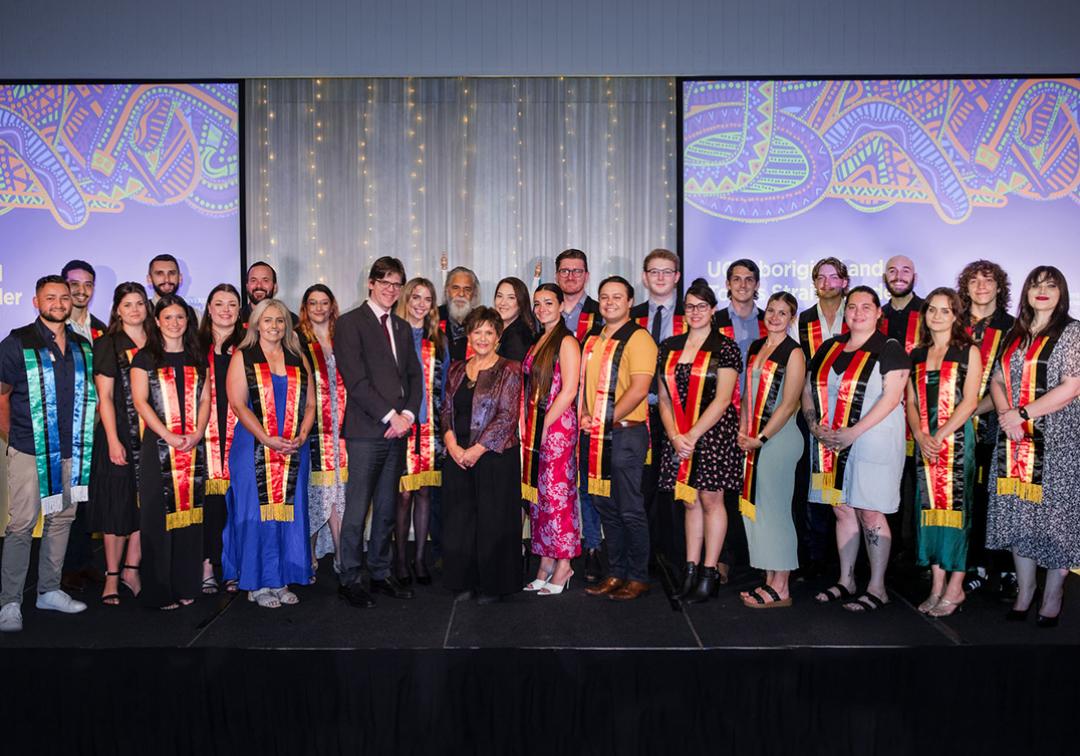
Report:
90,282,151,605
131,295,211,610
494,276,536,362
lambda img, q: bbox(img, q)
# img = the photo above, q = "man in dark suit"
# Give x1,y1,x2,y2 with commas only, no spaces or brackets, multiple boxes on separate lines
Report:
335,257,423,606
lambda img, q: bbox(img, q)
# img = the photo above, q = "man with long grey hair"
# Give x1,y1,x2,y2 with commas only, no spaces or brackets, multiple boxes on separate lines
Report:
438,266,480,362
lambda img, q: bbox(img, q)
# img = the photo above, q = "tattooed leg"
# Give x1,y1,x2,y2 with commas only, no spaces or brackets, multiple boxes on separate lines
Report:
857,509,891,600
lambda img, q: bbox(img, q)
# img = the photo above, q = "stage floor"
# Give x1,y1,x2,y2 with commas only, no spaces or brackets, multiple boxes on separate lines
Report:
2,544,1075,650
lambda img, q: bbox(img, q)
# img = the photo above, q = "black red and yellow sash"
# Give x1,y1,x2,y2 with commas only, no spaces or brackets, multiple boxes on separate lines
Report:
996,334,1058,503
401,338,441,492
800,309,848,360
809,338,879,505
739,338,798,520
148,364,205,530
244,347,307,522
713,307,767,343
520,349,552,503
580,321,641,497
306,340,350,488
91,327,104,341
880,308,921,354
574,311,599,343
911,349,968,528
636,313,688,338
662,348,718,504
115,340,144,487
204,346,238,495
965,311,1013,442
439,319,475,360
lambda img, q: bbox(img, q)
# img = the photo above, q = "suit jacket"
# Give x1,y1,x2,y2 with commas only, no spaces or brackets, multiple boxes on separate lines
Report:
440,357,521,453
335,301,422,440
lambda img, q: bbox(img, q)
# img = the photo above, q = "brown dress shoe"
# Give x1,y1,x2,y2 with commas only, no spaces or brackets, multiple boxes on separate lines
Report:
585,577,625,597
609,580,651,601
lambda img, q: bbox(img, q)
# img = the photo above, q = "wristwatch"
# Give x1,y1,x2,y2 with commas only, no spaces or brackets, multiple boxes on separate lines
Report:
758,434,769,444
1017,406,1030,421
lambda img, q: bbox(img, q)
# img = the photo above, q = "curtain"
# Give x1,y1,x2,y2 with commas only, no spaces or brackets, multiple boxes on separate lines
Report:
245,77,677,310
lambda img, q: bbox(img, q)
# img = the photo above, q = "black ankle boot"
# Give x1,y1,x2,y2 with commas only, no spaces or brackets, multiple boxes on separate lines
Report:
673,562,699,600
683,566,719,604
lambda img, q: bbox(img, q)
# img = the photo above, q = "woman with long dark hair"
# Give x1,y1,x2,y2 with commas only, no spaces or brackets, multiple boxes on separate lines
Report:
130,294,210,609
521,284,581,594
298,284,348,579
197,283,244,593
89,283,152,605
987,266,1080,627
905,287,981,617
494,276,537,362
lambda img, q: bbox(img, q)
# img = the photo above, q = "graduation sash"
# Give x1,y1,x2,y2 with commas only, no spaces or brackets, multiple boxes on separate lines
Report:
635,313,688,338
204,346,238,495
996,334,1059,503
662,346,721,504
520,346,555,503
809,337,879,505
439,319,475,360
713,307,767,343
401,338,441,492
739,338,798,521
880,306,921,456
14,325,96,515
574,311,599,343
799,307,848,360
965,310,1013,444
580,321,641,497
244,346,307,522
114,338,143,489
306,339,350,488
147,363,205,530
911,348,969,528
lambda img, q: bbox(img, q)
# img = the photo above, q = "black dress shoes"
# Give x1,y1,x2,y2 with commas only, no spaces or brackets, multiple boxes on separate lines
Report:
338,583,376,609
371,575,415,599
584,548,603,584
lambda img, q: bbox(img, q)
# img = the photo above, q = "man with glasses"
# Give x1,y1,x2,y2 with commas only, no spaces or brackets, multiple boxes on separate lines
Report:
438,266,480,362
630,249,686,570
335,257,423,607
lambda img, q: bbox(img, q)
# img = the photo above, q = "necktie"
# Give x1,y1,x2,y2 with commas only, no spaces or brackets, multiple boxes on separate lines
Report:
380,313,395,357
650,305,664,398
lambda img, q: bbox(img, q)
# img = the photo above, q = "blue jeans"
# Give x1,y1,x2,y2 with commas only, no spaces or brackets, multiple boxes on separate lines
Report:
579,490,602,550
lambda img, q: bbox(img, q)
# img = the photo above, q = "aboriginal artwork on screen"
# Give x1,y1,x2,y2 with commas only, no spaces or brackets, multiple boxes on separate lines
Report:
683,79,1080,224
0,83,239,229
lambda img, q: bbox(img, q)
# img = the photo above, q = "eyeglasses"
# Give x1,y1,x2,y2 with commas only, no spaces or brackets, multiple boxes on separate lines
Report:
646,268,678,279
684,302,712,314
557,268,587,278
374,279,403,291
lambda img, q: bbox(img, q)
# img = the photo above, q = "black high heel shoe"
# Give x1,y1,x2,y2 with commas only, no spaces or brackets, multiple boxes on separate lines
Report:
672,562,699,600
1036,612,1060,628
1006,605,1033,622
412,559,432,586
683,566,719,604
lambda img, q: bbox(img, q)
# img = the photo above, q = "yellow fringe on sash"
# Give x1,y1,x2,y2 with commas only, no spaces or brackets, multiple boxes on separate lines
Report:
399,470,441,493
520,483,539,504
811,471,835,491
921,509,964,529
311,468,349,487
260,503,295,522
738,497,756,522
996,477,1043,503
674,481,697,506
205,478,230,495
588,478,611,498
905,438,915,456
165,508,204,531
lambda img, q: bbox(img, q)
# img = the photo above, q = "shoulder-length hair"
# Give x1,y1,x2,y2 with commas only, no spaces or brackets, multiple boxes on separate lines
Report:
145,294,204,366
1005,266,1072,348
957,259,1010,318
106,282,152,341
396,277,445,352
528,283,573,403
298,284,340,343
916,287,973,350
443,266,480,308
495,276,537,333
240,298,303,357
198,283,244,354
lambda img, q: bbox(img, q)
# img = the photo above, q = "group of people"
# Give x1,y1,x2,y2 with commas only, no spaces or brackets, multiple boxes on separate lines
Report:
1,247,1077,633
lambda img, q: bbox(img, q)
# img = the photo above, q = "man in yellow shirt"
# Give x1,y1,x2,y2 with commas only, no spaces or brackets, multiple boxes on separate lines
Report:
579,277,657,601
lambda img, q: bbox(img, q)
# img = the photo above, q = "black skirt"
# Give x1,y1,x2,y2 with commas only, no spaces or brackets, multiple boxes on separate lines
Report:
87,423,139,535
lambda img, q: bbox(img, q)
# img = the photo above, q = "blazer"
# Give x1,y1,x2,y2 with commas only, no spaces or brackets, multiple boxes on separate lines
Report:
441,356,522,454
496,317,536,363
335,301,423,440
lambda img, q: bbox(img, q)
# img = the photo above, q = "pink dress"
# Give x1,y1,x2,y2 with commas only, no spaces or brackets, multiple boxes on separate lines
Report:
523,350,582,559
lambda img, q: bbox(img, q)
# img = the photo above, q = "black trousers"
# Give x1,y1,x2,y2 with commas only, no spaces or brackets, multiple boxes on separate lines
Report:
642,405,682,566
340,437,405,585
793,413,833,565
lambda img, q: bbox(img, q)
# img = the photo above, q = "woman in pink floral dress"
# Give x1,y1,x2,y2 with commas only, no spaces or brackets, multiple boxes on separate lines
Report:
521,284,582,595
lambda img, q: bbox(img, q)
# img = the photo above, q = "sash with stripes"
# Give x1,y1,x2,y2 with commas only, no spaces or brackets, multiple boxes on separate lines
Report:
147,363,205,530
712,307,767,343
996,333,1060,504
439,319,475,360
880,305,921,455
243,346,308,522
401,338,441,492
635,313,687,337
306,340,350,488
204,346,238,495
114,336,143,489
14,325,96,515
809,336,879,505
580,321,641,497
91,327,104,341
520,347,554,503
662,345,721,504
799,306,848,360
911,347,969,528
966,309,1014,444
739,337,798,521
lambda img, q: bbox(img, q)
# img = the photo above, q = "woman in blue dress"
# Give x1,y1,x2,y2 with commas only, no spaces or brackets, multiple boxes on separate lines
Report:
223,299,317,608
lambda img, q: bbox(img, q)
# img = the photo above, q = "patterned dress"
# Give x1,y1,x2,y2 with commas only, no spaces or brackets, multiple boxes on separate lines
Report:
523,349,581,559
309,351,346,561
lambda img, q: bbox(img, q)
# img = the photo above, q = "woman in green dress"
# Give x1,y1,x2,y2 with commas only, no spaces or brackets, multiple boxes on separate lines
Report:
905,287,982,618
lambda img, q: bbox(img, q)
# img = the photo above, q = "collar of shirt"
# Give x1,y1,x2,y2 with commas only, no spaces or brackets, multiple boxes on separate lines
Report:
817,300,845,337
648,295,676,316
562,297,586,328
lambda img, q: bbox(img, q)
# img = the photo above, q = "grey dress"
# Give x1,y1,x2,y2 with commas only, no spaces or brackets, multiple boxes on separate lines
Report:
986,320,1080,568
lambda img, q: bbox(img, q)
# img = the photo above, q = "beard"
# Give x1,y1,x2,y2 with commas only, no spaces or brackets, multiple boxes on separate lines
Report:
153,282,176,298
249,287,271,303
40,309,71,323
448,297,472,323
885,280,914,298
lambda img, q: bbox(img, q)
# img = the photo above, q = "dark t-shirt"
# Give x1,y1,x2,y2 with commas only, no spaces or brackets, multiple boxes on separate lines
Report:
93,332,140,444
811,331,910,376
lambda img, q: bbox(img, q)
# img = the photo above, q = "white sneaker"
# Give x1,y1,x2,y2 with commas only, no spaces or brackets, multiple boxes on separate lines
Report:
0,602,23,632
36,589,87,614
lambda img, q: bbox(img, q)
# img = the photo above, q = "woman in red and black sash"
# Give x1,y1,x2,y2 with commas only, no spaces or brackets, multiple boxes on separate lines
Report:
802,286,910,613
90,283,151,605
657,279,742,604
298,284,348,579
987,266,1080,627
223,299,317,608
131,295,211,610
737,292,805,608
395,278,448,585
197,284,243,593
905,288,981,618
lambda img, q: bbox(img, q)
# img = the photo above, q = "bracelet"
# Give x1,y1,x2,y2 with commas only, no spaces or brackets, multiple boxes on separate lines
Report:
758,434,769,444
1017,406,1030,421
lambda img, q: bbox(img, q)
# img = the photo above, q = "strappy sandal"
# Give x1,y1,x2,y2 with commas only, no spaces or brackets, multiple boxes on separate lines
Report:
814,583,853,603
102,571,121,606
743,585,793,609
120,564,141,597
248,589,281,608
201,576,219,595
224,579,239,593
843,592,889,613
274,588,300,605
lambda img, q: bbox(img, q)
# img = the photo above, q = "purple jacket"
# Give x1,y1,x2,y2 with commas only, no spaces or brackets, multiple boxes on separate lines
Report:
441,357,522,453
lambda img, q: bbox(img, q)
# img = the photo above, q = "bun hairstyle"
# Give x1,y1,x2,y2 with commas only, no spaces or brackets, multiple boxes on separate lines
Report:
685,278,718,309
